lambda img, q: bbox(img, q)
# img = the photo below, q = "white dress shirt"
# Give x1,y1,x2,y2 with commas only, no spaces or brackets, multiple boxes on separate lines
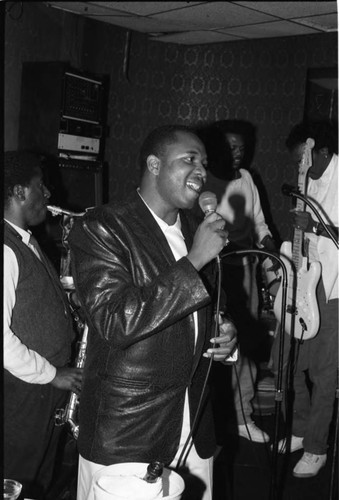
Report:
305,153,338,301
4,220,56,383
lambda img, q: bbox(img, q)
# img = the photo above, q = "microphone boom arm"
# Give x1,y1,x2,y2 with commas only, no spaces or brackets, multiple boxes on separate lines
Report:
282,185,338,248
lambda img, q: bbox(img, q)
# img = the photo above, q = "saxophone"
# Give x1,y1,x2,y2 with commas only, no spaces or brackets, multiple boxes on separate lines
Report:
48,204,89,439
55,323,88,439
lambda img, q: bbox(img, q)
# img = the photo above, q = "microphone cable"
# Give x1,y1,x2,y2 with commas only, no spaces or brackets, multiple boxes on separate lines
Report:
175,255,223,471
174,191,227,469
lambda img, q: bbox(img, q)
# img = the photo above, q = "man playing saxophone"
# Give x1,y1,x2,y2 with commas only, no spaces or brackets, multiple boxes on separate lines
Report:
3,151,83,500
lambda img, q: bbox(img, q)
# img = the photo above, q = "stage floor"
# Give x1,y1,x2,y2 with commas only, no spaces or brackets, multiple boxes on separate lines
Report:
213,410,338,500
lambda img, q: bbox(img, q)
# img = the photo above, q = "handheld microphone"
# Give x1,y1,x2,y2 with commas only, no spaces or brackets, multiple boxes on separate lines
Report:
198,191,226,267
198,191,218,216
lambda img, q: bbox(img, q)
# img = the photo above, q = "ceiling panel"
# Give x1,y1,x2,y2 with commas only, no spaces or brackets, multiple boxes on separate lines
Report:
235,1,337,18
44,1,338,45
150,30,242,45
89,1,206,16
151,2,277,29
44,2,134,17
294,13,338,32
88,15,188,33
218,20,319,40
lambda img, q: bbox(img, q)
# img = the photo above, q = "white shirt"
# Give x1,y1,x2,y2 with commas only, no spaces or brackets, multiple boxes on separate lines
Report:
217,168,272,247
4,220,56,383
137,192,198,346
305,154,338,301
137,192,201,471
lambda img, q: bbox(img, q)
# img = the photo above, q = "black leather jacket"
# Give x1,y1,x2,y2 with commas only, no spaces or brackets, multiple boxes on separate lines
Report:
68,192,219,465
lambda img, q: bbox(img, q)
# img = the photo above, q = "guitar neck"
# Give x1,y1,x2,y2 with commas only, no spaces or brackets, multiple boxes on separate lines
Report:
292,196,305,272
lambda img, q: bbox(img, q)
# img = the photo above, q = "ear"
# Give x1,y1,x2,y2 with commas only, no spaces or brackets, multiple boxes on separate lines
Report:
13,185,26,201
146,155,161,176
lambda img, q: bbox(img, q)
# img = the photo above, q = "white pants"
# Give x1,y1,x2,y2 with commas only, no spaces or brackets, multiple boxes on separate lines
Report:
77,393,213,500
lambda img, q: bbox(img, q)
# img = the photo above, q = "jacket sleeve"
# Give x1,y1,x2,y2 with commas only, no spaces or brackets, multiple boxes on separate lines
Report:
68,211,211,349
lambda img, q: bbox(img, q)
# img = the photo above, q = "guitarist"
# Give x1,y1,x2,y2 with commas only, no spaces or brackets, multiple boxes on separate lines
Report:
271,120,338,478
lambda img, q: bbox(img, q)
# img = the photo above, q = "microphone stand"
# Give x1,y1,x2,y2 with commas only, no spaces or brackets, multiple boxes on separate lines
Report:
220,248,288,500
282,185,339,249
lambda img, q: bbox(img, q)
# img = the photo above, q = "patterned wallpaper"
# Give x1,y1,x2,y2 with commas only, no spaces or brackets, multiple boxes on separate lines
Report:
5,3,338,243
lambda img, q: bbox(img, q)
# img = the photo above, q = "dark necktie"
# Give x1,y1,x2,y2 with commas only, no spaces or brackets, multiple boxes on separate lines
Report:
28,234,44,262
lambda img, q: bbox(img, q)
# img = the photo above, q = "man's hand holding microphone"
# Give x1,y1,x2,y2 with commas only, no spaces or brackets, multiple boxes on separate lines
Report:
187,191,237,364
187,191,229,271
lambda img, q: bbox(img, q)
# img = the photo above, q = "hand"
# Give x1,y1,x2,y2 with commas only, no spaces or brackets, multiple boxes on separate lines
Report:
203,315,237,363
290,209,315,233
260,235,280,274
69,291,82,309
50,366,83,395
264,259,280,274
187,212,229,271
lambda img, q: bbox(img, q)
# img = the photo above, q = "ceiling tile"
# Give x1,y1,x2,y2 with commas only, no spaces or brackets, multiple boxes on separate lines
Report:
150,30,242,45
45,1,133,17
235,1,337,18
43,2,338,45
295,13,338,32
89,1,206,16
219,20,319,39
151,2,277,29
87,14,187,33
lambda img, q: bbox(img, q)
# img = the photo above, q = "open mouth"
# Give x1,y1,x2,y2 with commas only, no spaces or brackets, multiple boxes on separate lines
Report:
186,180,203,195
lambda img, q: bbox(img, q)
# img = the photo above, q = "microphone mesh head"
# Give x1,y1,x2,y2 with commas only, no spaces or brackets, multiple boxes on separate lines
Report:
199,191,217,214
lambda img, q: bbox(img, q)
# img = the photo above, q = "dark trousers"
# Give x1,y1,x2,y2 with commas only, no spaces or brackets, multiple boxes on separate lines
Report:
271,278,338,454
4,376,68,499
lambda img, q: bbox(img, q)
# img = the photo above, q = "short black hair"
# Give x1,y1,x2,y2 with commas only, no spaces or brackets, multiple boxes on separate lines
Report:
286,120,338,154
213,119,255,140
4,150,44,203
138,124,198,174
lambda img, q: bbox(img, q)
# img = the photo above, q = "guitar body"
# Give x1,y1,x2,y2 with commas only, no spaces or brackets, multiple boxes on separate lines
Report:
274,241,322,339
272,138,322,340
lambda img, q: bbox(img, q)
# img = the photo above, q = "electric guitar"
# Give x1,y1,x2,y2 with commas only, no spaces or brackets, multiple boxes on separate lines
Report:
274,138,321,340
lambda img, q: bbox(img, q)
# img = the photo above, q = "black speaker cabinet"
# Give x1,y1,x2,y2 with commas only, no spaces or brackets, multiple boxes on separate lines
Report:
46,158,104,212
42,158,105,272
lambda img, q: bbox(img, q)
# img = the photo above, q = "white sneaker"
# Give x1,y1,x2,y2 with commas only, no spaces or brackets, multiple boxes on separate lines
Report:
238,421,269,443
276,435,304,454
293,452,327,478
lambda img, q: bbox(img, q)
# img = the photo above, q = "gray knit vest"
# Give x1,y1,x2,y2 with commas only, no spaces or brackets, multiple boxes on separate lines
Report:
4,222,74,367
